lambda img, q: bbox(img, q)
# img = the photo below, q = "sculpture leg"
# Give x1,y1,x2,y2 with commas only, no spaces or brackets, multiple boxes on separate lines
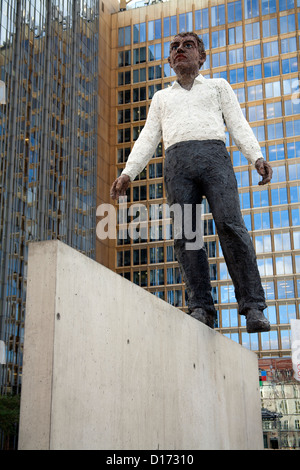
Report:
164,143,217,322
201,143,267,316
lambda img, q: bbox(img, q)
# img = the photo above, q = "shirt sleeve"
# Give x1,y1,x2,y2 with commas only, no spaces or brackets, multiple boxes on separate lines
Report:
219,79,264,165
121,92,162,181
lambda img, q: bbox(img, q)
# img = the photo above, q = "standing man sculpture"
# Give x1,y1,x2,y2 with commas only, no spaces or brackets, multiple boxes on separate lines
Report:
110,32,273,333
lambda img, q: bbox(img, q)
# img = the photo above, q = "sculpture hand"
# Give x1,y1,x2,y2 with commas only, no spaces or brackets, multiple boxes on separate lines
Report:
110,174,130,200
255,158,273,186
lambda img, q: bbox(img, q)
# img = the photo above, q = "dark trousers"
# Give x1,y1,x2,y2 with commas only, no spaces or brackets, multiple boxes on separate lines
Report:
164,140,267,316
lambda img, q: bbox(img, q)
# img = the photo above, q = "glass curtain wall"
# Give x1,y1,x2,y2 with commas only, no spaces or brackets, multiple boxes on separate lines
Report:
0,0,99,393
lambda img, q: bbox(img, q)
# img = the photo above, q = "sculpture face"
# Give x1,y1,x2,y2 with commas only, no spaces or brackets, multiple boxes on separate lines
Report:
168,34,206,75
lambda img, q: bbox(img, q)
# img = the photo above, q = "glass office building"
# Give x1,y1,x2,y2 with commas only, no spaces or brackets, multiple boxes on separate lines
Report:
0,0,99,393
114,0,300,358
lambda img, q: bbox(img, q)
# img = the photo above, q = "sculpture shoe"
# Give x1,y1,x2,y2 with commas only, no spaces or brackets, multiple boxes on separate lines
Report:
245,308,270,333
189,308,216,329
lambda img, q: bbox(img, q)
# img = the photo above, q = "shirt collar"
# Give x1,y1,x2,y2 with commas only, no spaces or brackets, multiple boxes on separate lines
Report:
171,74,206,89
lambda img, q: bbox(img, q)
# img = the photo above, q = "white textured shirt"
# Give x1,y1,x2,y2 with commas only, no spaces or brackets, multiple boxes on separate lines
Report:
121,74,264,181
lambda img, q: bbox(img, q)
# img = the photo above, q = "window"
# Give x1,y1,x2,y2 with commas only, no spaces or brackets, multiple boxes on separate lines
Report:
118,50,131,67
133,68,146,84
118,89,131,105
248,84,263,101
281,57,298,75
117,250,131,267
269,143,284,161
284,99,300,116
235,169,249,187
150,246,164,263
133,249,147,265
117,147,130,164
262,280,275,299
229,48,243,64
211,30,226,48
150,268,164,286
245,21,260,40
247,64,262,80
253,189,269,207
133,47,146,64
149,183,163,199
288,162,300,181
118,108,131,124
133,87,146,102
280,14,296,34
264,60,280,77
261,0,277,14
261,330,278,350
248,104,264,121
234,86,245,102
257,257,273,276
179,12,192,33
118,26,131,47
229,26,243,44
167,267,182,284
281,37,297,54
252,125,265,142
272,209,289,228
148,83,162,99
148,43,161,62
274,232,291,251
148,19,161,41
228,1,242,23
267,122,283,139
254,211,270,230
286,120,300,138
266,101,282,119
211,4,225,26
195,8,209,30
283,77,299,96
262,18,278,37
255,233,272,253
277,278,294,299
212,51,226,68
118,71,130,86
118,128,130,144
133,23,146,44
287,141,300,158
265,80,281,98
148,65,162,81
276,255,293,274
229,67,244,84
132,185,146,201
263,41,279,57
220,284,236,303
290,185,300,203
163,16,177,37
244,0,259,19
279,0,295,10
271,187,288,205
221,307,238,327
133,106,146,122
133,270,147,287
246,44,261,60
133,125,144,141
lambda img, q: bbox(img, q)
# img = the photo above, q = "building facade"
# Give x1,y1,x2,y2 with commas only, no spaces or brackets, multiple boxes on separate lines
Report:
112,0,300,359
0,0,99,394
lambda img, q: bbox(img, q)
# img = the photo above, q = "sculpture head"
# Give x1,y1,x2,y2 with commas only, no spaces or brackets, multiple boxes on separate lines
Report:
168,32,207,76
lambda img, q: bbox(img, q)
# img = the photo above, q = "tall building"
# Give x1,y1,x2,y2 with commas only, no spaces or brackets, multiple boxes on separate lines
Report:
111,0,300,358
0,0,101,394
